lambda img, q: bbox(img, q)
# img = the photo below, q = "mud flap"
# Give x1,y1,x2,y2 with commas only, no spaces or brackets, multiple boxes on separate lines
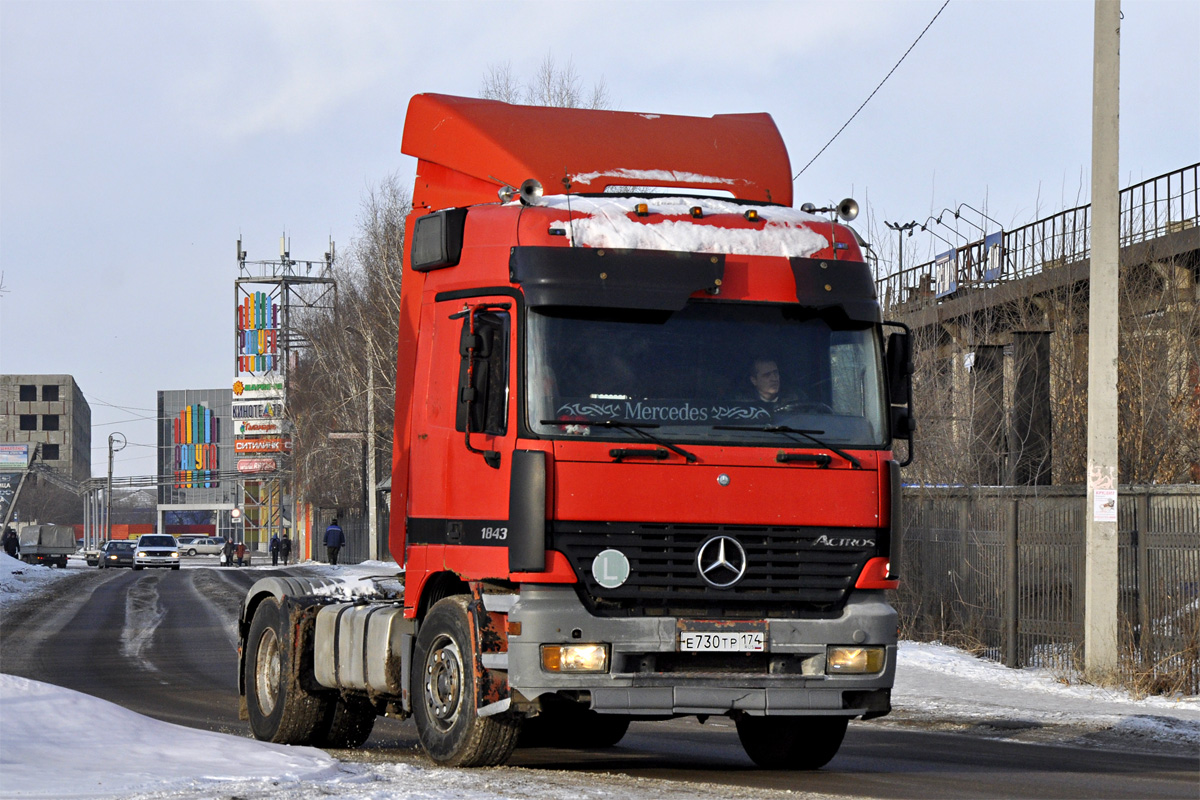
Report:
467,583,511,717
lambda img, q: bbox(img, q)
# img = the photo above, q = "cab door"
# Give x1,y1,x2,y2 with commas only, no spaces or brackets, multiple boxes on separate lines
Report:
408,295,516,577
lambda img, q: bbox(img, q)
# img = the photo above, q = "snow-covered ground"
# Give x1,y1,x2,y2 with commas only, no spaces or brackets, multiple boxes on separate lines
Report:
1,553,1197,799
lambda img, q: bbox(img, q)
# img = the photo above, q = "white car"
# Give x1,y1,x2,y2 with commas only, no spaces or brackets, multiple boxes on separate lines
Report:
133,534,180,570
180,536,225,556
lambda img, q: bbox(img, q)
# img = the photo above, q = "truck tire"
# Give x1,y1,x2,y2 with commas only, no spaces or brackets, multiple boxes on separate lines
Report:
244,596,331,744
735,715,847,770
412,595,521,766
316,695,376,748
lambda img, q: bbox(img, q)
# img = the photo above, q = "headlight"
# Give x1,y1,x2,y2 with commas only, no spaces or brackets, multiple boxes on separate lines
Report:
171,552,179,558
826,646,885,674
137,551,146,558
107,555,117,560
541,644,609,673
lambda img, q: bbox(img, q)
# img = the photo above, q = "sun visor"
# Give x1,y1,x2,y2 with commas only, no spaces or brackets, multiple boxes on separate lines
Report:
511,247,725,310
789,257,881,322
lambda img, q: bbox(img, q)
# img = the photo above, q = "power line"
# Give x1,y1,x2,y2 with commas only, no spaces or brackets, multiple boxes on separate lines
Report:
793,0,951,181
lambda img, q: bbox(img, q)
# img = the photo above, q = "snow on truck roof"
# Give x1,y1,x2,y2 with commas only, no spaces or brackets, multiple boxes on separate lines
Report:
538,194,831,258
401,93,793,212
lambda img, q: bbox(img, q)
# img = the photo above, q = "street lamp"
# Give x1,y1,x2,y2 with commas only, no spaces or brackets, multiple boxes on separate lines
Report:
344,325,378,561
106,433,126,543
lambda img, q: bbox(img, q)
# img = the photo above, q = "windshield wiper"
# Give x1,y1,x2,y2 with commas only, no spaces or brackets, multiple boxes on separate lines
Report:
540,419,698,463
712,424,862,469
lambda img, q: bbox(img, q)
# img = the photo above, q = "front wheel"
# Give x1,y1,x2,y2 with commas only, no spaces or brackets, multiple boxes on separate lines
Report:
735,715,848,770
244,597,331,744
187,548,197,556
412,596,520,766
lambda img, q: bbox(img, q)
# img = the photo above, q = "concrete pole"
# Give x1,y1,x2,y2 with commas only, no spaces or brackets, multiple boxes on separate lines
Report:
366,328,378,561
1084,0,1120,679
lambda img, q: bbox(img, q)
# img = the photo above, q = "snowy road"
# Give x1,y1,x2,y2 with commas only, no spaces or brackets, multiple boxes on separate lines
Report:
1,557,1196,799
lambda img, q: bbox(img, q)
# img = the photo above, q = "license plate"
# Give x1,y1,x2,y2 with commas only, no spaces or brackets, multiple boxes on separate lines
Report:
678,630,766,652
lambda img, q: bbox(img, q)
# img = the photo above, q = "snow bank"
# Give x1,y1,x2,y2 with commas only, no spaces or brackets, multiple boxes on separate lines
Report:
0,552,78,608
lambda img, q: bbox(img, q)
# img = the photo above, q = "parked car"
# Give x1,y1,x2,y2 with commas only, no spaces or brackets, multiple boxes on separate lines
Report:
99,540,136,569
180,537,225,556
133,534,180,570
176,535,204,546
85,541,109,566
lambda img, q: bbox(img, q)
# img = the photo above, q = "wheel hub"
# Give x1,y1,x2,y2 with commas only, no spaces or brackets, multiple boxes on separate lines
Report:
424,636,463,728
254,627,280,716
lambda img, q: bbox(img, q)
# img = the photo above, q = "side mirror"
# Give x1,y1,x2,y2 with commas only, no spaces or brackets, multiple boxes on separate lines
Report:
884,325,915,466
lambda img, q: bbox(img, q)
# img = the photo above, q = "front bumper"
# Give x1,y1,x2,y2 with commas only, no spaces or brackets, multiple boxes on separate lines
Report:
135,554,179,568
507,586,896,718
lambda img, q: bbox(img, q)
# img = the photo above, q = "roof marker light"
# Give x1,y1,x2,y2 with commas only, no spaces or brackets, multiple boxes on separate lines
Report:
635,203,649,217
690,206,703,219
744,209,760,222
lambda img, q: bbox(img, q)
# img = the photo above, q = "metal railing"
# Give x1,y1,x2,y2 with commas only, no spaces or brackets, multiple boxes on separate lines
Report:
895,485,1200,694
878,163,1200,313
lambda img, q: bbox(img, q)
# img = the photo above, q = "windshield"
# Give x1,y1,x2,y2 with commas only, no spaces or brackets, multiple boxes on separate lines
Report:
139,536,175,547
526,301,888,447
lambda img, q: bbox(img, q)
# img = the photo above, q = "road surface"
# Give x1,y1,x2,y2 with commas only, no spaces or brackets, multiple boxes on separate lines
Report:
1,564,1195,800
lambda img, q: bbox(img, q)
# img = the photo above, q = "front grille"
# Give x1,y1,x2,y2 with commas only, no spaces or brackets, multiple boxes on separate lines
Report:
549,521,876,617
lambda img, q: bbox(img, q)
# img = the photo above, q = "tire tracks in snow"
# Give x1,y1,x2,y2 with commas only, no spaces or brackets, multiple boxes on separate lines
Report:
121,574,166,672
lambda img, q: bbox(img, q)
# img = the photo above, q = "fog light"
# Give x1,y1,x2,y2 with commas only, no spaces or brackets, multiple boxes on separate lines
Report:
541,644,609,673
826,646,885,674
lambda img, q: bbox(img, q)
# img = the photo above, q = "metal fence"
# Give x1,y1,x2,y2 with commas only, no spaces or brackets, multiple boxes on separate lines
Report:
896,485,1200,694
878,163,1200,312
311,508,390,566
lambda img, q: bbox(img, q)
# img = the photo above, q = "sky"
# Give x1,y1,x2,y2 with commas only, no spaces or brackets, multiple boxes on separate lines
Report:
1,0,1197,478
2,555,1197,799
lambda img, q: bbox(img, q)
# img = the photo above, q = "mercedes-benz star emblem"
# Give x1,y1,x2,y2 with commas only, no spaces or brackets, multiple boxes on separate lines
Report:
695,535,748,589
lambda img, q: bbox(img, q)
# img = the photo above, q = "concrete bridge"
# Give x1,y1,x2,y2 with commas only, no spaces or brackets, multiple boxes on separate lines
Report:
876,163,1199,486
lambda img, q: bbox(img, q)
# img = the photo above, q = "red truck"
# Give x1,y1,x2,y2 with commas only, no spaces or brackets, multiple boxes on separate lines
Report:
237,93,914,769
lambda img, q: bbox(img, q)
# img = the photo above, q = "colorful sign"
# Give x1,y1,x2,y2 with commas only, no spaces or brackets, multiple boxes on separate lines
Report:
237,458,278,474
232,401,284,420
173,404,219,489
236,419,283,436
235,438,292,454
0,444,29,472
237,291,280,374
232,379,285,399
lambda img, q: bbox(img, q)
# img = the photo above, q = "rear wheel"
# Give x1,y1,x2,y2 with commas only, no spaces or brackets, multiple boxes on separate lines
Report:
735,715,848,770
187,548,197,556
244,597,331,744
412,596,520,766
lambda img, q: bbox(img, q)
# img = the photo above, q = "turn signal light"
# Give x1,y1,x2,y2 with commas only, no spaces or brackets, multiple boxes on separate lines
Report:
541,644,609,673
827,646,885,674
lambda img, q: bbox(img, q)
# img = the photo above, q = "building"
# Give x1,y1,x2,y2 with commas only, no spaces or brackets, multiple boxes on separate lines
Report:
0,374,91,482
156,388,239,538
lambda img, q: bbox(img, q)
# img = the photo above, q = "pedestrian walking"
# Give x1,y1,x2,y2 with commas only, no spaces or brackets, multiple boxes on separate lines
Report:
2,526,18,559
222,537,233,567
280,533,292,566
324,518,345,565
235,541,246,567
269,533,281,566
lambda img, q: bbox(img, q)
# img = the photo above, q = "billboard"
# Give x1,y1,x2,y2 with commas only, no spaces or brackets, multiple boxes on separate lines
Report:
232,400,284,420
934,249,958,298
0,444,29,472
983,231,1004,281
237,458,278,474
235,438,292,454
236,419,283,436
232,379,285,400
237,291,280,374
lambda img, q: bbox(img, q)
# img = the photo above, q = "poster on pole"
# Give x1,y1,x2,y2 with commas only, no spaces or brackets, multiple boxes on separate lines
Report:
1093,489,1118,523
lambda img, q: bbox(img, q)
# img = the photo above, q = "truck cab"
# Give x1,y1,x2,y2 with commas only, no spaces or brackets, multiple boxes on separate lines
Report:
237,94,914,769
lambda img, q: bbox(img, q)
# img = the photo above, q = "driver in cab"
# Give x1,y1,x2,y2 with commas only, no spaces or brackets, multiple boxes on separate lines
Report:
749,358,798,412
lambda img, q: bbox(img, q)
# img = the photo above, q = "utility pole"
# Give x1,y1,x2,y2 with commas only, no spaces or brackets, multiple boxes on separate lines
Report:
366,326,378,562
1085,0,1120,679
106,433,126,543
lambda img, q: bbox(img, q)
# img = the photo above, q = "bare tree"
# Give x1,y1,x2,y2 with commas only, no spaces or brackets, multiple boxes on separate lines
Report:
480,54,611,109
